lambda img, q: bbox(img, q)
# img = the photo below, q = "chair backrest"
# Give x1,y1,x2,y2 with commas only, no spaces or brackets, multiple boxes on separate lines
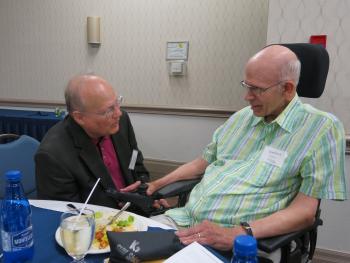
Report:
0,134,40,198
0,133,20,144
280,43,329,98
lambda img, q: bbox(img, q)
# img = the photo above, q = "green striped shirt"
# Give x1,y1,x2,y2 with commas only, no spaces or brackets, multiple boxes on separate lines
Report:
166,95,347,227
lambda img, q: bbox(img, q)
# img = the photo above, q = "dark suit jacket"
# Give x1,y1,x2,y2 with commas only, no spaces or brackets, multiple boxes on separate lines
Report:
35,110,149,209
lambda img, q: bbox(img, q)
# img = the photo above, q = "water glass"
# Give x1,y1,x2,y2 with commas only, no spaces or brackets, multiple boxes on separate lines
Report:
60,208,95,262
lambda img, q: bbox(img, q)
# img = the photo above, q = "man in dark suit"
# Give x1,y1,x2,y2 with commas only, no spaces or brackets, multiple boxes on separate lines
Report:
35,74,149,209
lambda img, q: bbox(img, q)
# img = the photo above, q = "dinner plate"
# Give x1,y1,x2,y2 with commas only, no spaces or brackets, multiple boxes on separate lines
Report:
55,211,146,254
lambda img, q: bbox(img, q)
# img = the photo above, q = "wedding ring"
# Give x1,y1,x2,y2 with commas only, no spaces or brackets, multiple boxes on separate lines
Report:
197,233,201,239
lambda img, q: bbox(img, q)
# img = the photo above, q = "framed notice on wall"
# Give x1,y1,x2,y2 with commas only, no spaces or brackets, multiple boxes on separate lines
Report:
166,41,189,60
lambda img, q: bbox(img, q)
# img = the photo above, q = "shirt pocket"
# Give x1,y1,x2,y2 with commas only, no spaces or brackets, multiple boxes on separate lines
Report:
248,158,298,189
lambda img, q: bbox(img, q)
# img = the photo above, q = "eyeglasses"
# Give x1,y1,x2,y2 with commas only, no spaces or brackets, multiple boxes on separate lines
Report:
80,95,123,119
240,80,285,96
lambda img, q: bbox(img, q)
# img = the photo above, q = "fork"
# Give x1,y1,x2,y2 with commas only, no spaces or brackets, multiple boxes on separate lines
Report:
66,203,88,215
66,203,80,212
106,202,131,225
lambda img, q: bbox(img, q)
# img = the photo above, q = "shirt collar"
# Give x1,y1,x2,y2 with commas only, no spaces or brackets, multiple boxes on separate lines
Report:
250,94,301,133
91,136,106,146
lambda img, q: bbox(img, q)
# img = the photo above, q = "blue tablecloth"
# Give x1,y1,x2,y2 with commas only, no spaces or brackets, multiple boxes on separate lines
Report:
0,205,106,263
30,207,230,263
0,109,64,141
0,205,232,263
31,206,106,263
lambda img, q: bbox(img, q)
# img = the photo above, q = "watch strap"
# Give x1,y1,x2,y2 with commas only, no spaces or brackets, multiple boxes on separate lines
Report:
240,222,253,236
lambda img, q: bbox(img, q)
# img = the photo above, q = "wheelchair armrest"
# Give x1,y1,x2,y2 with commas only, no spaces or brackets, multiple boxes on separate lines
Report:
157,178,201,198
104,178,200,217
258,218,323,253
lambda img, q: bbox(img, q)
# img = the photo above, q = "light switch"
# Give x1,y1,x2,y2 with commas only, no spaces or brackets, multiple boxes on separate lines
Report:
168,60,186,76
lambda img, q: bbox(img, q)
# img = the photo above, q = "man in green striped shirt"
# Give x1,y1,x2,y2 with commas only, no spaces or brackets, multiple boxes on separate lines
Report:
130,45,347,252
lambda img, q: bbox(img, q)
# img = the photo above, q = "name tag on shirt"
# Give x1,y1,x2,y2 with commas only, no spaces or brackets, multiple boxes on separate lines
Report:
260,146,288,168
128,149,138,170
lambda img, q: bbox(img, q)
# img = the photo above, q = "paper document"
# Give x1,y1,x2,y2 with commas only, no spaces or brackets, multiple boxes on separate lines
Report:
164,242,224,263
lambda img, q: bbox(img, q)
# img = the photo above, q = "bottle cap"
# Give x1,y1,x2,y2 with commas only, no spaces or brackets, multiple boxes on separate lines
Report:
5,170,22,181
234,235,257,256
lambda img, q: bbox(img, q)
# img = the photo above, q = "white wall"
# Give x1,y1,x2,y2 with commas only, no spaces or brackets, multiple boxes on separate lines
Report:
319,196,350,252
267,0,350,132
129,112,225,162
0,0,268,111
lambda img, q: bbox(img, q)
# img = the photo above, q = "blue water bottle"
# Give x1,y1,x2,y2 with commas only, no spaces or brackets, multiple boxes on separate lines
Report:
231,235,258,263
1,170,34,262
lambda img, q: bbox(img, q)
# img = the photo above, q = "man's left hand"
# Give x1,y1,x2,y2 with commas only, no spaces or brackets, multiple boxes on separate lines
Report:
120,181,141,192
175,220,244,251
118,181,142,208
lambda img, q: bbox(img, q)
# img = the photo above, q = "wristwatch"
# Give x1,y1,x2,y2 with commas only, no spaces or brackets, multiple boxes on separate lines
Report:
240,222,254,236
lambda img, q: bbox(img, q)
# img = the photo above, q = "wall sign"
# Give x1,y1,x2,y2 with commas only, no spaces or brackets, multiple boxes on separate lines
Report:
166,41,189,60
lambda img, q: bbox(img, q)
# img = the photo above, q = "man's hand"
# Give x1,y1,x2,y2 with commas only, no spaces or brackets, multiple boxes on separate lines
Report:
121,180,162,195
120,180,174,210
146,181,159,195
175,220,244,251
119,181,141,192
153,198,171,209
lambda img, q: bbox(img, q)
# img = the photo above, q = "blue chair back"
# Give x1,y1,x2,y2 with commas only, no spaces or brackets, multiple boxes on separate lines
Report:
0,135,40,198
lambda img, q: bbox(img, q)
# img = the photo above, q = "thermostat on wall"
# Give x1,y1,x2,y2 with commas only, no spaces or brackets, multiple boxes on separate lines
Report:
168,60,186,76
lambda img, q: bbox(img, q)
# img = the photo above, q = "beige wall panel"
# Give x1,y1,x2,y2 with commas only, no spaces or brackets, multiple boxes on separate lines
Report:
0,0,268,111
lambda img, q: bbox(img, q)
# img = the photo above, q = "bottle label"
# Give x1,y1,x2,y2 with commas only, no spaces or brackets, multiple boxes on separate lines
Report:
13,227,33,248
2,226,33,251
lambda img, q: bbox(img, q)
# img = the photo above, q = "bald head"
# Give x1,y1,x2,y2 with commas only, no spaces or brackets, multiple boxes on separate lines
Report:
245,45,301,88
243,45,301,122
65,75,114,113
64,74,122,138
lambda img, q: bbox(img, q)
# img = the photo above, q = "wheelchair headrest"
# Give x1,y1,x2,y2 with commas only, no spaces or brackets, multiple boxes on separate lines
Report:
279,43,329,98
